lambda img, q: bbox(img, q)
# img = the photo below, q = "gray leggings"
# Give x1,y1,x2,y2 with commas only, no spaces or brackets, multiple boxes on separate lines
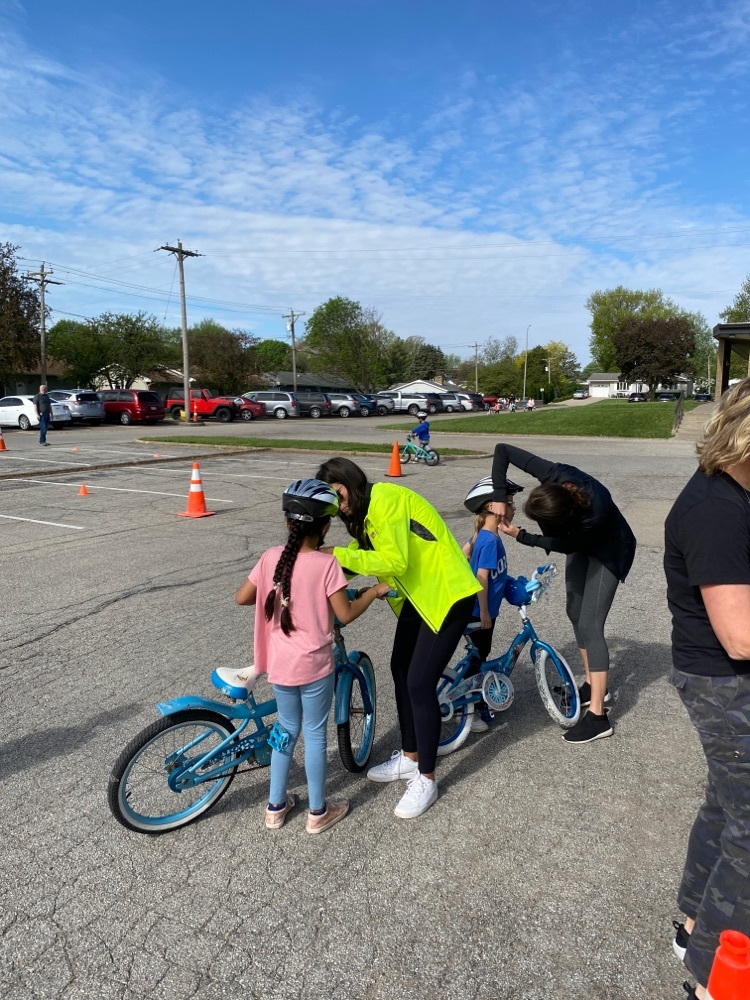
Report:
565,553,619,672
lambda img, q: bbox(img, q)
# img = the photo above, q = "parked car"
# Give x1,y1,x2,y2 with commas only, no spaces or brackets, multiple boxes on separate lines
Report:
376,391,431,416
240,390,300,419
455,393,477,411
692,392,713,402
351,393,378,417
656,393,678,402
437,393,465,413
572,390,590,399
48,389,105,424
165,388,240,422
371,394,396,416
99,389,165,424
234,397,265,420
326,392,363,418
627,392,648,403
0,395,72,430
482,394,498,409
294,392,332,418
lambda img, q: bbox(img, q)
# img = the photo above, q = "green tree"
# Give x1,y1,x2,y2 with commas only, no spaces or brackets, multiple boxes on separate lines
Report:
719,274,750,322
0,243,40,387
94,312,174,388
683,312,717,391
185,320,259,394
613,316,695,399
401,336,446,381
254,338,291,374
482,335,517,364
303,297,389,389
586,286,676,371
48,319,110,387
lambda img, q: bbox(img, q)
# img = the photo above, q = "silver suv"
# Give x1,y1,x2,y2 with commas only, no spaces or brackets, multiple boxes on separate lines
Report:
326,392,363,418
241,391,300,419
48,389,105,424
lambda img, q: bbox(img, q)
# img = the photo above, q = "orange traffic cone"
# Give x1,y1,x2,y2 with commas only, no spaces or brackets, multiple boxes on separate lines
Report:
178,462,215,518
0,428,6,452
78,484,89,496
386,441,402,478
707,930,750,1000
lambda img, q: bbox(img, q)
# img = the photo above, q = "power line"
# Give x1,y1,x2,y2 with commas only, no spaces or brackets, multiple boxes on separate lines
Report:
24,263,62,385
159,241,202,417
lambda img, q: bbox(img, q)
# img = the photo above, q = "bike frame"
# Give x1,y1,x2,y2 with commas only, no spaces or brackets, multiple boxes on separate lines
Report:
401,435,432,462
156,626,374,791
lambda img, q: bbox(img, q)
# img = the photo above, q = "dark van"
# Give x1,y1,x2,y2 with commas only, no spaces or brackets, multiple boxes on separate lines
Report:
99,389,165,424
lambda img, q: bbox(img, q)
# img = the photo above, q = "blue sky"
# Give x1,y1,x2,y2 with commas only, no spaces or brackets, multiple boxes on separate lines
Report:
3,0,750,366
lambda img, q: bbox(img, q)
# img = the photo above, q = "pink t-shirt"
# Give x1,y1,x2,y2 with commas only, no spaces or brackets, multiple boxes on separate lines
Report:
249,546,348,686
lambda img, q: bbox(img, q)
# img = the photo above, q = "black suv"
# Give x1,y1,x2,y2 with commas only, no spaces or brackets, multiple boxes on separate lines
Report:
423,393,446,414
295,392,332,418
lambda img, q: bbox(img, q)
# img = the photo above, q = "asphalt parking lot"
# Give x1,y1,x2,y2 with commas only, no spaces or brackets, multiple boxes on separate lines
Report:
1,419,706,1000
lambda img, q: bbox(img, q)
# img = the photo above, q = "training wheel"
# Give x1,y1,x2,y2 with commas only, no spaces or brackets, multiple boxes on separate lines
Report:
482,671,515,712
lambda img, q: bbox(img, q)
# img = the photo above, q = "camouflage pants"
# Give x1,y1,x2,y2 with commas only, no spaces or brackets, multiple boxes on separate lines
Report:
672,668,750,986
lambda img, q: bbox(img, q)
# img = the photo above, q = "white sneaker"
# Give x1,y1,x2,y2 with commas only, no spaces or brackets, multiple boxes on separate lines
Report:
470,713,489,733
394,772,438,819
367,750,419,783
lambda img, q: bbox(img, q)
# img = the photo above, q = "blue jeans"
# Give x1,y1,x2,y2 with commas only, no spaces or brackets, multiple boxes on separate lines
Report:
269,673,335,812
38,412,50,444
672,668,750,986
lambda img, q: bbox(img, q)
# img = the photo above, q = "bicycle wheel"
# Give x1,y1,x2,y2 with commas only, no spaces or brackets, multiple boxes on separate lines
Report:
436,675,473,756
534,647,581,728
108,710,240,833
337,653,376,772
424,450,440,466
399,449,412,465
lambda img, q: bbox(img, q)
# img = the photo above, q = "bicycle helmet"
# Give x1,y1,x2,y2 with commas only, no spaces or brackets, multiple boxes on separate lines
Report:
282,478,339,522
463,476,524,514
417,410,428,419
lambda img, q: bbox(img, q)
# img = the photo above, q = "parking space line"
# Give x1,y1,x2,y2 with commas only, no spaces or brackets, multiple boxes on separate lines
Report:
72,447,177,457
0,456,93,466
12,479,234,502
0,514,84,529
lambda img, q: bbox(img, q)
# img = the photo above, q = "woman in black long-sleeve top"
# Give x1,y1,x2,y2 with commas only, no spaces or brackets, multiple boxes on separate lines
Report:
489,443,636,744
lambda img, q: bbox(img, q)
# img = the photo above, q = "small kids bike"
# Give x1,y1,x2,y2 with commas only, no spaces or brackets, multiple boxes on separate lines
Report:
108,591,377,833
436,565,580,755
400,434,440,466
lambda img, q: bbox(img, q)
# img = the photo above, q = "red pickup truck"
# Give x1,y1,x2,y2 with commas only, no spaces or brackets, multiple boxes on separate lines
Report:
165,388,262,422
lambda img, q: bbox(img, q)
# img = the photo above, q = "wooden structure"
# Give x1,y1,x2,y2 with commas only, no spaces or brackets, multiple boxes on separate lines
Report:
714,323,750,395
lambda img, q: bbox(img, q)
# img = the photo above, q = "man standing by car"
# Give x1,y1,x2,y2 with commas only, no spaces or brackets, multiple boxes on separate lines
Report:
33,384,52,446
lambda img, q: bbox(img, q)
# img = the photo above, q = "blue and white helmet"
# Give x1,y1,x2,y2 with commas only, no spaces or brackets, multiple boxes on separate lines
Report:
282,478,339,522
463,476,524,514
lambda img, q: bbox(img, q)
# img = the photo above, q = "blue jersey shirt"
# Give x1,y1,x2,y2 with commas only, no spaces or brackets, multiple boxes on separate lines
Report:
412,419,430,443
469,528,509,619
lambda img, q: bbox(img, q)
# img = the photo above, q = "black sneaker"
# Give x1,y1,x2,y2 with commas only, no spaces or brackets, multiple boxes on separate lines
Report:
578,681,612,707
673,920,689,962
562,710,613,744
682,983,698,1000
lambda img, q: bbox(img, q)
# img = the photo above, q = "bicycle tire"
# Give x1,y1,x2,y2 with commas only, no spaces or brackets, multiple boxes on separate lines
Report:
436,674,473,755
108,710,239,834
399,450,412,465
534,647,580,728
337,653,376,772
424,450,440,466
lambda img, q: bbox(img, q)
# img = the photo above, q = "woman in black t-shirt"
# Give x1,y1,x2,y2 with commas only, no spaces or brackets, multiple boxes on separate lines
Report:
488,443,636,745
665,378,750,1000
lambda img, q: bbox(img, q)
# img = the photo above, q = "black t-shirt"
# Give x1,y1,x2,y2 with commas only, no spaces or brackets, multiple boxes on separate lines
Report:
664,468,750,675
33,392,52,415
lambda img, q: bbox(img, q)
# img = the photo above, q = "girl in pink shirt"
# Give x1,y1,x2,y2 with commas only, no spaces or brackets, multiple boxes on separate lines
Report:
236,479,390,834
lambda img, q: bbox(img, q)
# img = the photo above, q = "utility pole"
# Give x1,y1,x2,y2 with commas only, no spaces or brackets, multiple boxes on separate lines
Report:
283,309,305,392
522,325,531,401
471,341,480,392
159,241,202,417
24,263,62,385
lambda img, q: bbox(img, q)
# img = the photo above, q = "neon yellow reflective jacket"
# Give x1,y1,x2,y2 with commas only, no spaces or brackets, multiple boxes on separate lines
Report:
332,482,481,633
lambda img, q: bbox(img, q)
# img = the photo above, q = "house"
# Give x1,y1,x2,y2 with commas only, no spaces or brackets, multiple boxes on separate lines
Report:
388,378,466,395
585,372,692,399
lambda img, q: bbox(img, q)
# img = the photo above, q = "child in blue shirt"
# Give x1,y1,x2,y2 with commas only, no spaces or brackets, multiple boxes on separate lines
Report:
411,411,431,449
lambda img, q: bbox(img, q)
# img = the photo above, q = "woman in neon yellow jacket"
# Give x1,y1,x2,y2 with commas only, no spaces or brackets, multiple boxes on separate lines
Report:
317,457,480,820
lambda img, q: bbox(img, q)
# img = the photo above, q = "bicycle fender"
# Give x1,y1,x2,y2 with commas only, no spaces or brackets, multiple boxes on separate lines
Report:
334,670,353,726
156,695,243,720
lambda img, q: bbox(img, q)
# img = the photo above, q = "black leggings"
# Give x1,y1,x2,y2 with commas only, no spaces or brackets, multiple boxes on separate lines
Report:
390,596,475,774
565,553,619,673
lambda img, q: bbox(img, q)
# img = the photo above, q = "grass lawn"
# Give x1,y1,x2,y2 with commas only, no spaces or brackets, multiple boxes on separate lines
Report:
391,399,701,439
140,435,485,456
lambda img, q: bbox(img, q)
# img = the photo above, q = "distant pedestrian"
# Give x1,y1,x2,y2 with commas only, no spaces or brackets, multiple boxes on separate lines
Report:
32,384,52,446
665,378,750,1000
526,397,536,413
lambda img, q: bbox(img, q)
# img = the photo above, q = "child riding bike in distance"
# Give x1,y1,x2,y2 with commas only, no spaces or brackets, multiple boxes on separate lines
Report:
235,479,391,834
411,411,432,451
462,476,529,732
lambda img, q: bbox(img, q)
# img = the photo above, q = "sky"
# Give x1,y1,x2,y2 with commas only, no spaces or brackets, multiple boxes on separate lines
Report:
2,0,750,367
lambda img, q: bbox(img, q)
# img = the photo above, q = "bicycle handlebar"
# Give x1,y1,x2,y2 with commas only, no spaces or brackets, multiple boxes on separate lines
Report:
527,564,557,602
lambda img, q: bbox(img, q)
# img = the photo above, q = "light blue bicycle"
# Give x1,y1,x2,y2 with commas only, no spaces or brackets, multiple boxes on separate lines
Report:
436,565,581,754
108,591,376,833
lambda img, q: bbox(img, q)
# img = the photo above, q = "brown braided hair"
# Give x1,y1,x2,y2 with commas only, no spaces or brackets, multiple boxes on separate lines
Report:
264,516,331,636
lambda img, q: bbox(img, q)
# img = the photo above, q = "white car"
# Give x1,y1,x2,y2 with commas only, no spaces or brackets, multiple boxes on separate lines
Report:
455,393,475,411
572,390,590,399
0,394,72,430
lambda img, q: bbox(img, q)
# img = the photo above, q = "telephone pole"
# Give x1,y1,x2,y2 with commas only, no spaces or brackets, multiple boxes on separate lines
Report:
283,309,305,392
159,241,202,415
470,341,481,392
24,263,62,385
